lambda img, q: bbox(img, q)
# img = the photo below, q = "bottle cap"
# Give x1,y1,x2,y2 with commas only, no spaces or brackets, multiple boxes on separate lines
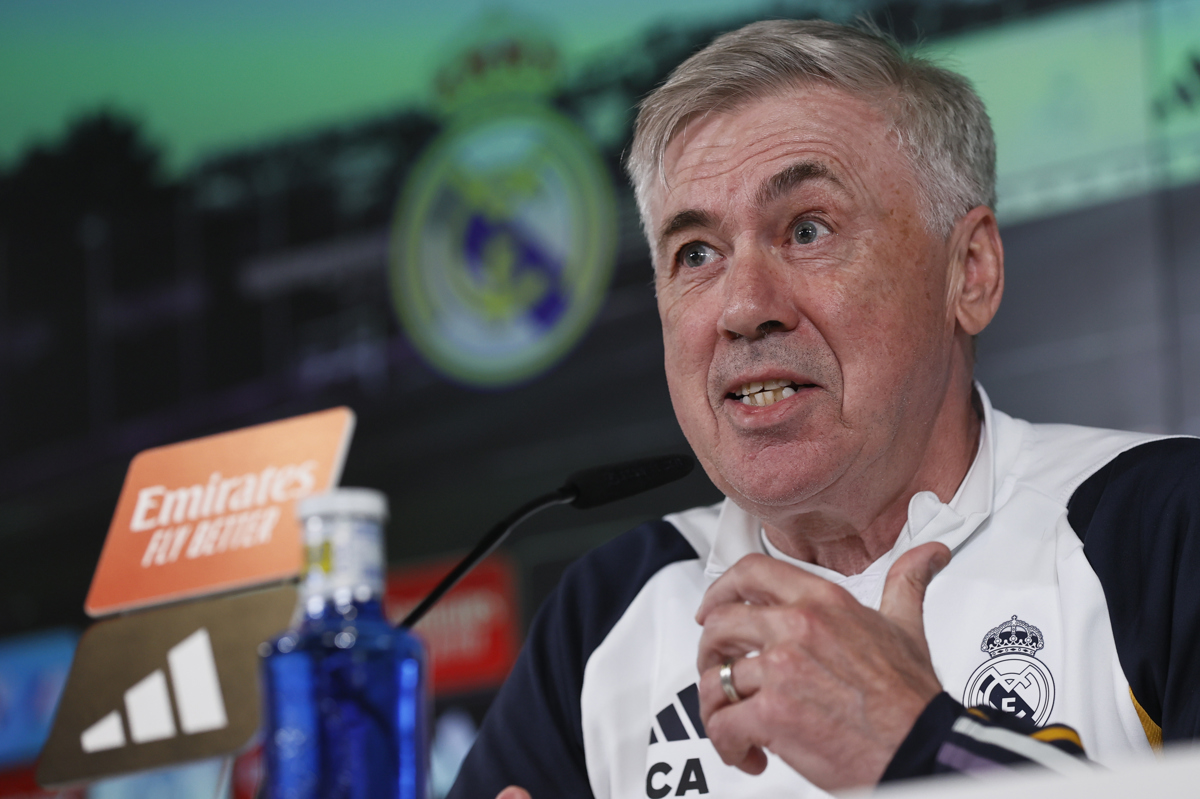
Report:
297,488,389,522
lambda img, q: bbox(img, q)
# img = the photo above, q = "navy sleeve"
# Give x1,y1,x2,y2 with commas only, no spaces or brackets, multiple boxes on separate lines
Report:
1068,437,1200,742
881,693,1087,782
447,520,698,799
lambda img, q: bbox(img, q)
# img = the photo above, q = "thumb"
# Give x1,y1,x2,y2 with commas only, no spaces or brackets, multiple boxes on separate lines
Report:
878,542,950,642
497,788,532,799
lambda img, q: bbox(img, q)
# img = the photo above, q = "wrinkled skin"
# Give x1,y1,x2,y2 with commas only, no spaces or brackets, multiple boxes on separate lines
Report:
694,545,949,787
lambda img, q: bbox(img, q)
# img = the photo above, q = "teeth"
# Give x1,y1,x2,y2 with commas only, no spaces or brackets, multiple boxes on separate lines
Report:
735,380,806,407
740,380,795,396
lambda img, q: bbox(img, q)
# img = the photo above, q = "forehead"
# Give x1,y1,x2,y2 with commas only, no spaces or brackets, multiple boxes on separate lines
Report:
653,85,910,223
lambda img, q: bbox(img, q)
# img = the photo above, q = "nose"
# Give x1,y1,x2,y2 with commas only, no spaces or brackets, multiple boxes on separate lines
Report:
718,248,800,341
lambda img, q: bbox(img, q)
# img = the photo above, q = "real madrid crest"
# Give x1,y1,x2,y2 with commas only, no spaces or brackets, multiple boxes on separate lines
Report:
962,615,1056,724
389,16,617,387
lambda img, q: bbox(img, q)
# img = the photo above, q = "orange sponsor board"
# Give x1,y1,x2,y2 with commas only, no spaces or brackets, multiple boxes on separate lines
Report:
385,555,520,696
85,408,355,617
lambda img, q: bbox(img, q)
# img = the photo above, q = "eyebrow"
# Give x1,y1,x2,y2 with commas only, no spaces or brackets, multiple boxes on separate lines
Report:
754,160,840,208
655,160,842,253
656,208,719,253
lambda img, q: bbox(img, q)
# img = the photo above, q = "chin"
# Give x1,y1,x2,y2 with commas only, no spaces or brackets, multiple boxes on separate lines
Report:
709,447,841,510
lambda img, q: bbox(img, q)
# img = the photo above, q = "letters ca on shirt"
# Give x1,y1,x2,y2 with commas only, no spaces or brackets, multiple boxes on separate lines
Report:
85,407,355,616
645,683,713,797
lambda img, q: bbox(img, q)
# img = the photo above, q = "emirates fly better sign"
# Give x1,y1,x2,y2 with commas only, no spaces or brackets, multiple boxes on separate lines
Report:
84,407,355,617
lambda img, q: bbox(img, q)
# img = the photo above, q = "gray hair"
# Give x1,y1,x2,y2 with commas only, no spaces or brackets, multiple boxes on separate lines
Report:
626,19,995,239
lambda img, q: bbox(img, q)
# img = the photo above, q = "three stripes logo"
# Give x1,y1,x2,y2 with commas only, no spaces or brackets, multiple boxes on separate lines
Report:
80,628,228,753
649,682,706,745
646,682,709,797
39,584,297,787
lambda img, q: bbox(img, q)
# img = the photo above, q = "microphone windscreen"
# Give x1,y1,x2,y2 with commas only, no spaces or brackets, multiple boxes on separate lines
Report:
563,454,695,510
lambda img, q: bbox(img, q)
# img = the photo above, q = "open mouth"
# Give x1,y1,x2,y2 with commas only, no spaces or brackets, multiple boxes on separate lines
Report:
728,379,814,407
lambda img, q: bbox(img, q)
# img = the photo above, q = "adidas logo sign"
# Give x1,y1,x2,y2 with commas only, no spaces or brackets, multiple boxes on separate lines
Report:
80,628,228,753
40,585,297,787
649,682,707,744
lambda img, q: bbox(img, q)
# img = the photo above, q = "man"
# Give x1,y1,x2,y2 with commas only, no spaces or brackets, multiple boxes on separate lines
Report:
450,19,1200,798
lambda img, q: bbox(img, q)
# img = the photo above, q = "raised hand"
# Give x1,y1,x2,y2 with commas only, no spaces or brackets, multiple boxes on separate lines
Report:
695,542,950,790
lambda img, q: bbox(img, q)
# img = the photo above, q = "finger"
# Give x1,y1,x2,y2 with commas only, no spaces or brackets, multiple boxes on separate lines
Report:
696,602,769,673
697,654,763,717
695,553,844,623
878,542,950,642
703,699,771,775
496,787,532,799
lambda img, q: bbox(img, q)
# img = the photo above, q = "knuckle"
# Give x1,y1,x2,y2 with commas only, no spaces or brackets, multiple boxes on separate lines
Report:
762,642,803,673
741,552,772,570
705,602,740,627
760,699,793,730
738,553,776,581
697,672,722,715
810,578,847,606
777,606,814,641
705,709,756,765
697,626,719,659
760,646,817,694
704,707,734,744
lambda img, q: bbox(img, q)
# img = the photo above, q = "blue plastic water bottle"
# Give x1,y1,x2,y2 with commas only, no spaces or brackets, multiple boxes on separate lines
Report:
260,488,427,799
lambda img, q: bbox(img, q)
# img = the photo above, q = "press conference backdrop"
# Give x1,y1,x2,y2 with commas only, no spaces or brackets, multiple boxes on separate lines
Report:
1,0,1199,791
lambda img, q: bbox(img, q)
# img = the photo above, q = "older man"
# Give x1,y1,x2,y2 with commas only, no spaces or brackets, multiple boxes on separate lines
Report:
450,19,1198,799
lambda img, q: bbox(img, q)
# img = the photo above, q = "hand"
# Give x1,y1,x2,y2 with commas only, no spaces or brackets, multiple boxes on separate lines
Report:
694,542,950,790
496,787,531,799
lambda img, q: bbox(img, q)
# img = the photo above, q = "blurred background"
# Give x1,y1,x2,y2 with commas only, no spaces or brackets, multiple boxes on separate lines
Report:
3,0,1200,794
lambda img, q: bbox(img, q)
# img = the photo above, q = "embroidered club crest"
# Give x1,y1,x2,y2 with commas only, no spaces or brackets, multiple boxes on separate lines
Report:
962,615,1056,725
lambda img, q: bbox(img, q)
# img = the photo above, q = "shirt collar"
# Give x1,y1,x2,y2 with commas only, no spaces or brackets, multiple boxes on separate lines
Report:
703,384,998,607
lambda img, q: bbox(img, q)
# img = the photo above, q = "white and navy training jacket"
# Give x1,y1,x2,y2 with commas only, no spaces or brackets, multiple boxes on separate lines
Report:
450,389,1199,797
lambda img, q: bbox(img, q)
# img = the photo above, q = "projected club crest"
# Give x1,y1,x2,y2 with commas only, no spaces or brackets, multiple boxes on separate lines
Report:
390,26,617,387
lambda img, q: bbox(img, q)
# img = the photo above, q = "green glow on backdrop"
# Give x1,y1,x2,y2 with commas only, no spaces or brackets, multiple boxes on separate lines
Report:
920,0,1200,222
921,1,1157,222
10,0,1200,226
0,0,744,172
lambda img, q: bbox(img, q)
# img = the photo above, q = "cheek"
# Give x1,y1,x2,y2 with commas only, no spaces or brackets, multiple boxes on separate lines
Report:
660,290,714,369
662,324,710,408
815,252,947,393
659,297,720,426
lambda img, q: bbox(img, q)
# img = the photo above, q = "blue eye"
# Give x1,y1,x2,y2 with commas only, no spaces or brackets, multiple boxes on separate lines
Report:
678,242,719,269
793,219,830,245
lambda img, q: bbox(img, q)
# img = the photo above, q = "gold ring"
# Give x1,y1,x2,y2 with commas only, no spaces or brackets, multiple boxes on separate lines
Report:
719,660,741,703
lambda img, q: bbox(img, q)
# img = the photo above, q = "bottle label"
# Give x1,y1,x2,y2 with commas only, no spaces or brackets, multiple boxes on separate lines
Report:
301,516,384,601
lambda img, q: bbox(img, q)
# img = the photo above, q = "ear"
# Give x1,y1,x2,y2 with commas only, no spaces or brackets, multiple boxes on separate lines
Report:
947,205,1004,336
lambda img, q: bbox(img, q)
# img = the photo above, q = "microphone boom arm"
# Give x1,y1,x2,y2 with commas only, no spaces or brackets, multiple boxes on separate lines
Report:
398,454,693,629
399,488,576,629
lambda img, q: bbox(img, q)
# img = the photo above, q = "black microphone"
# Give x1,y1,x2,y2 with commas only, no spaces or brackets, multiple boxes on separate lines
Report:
399,454,695,628
561,453,695,509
